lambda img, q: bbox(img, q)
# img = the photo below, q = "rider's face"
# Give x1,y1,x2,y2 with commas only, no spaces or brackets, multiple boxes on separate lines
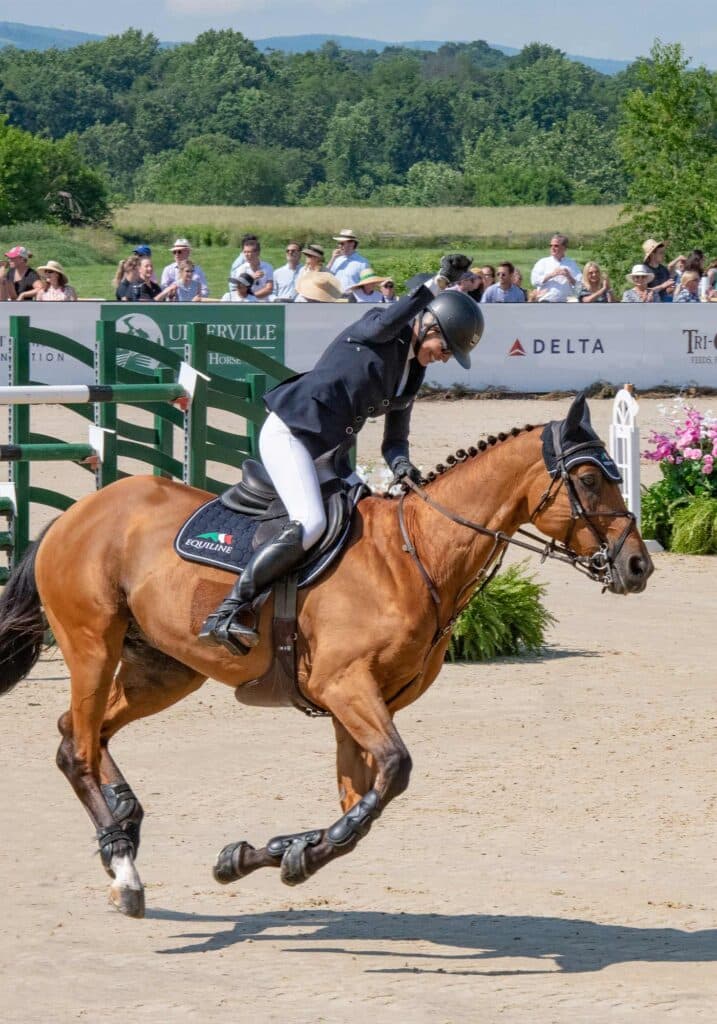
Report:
416,327,451,366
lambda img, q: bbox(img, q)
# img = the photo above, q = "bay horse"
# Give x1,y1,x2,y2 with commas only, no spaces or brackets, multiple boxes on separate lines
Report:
0,395,652,917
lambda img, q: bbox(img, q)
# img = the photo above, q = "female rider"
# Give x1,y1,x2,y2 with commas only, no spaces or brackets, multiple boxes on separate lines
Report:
199,254,484,654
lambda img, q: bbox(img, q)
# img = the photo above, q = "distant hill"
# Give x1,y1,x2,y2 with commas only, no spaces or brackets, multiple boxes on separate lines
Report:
0,21,103,50
254,34,631,76
0,21,630,75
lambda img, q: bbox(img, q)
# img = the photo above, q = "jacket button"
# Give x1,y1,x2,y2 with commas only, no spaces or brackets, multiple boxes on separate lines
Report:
345,426,354,435
381,399,390,407
367,405,375,414
354,415,363,425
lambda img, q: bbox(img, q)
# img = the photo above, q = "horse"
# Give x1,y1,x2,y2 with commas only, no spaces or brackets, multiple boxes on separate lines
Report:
0,394,653,917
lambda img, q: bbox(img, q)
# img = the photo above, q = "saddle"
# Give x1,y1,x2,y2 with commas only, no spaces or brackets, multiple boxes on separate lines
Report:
175,444,369,717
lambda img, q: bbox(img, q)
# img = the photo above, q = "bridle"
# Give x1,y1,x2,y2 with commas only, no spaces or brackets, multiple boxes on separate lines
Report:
396,428,638,645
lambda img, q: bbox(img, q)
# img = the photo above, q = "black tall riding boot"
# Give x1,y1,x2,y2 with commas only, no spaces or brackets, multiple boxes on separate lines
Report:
198,521,305,654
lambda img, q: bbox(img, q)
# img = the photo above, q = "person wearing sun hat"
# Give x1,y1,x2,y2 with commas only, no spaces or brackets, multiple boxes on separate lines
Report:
327,228,370,293
3,245,41,301
294,271,347,302
347,267,387,304
36,260,77,301
621,264,655,303
299,243,326,277
160,237,209,297
641,238,674,302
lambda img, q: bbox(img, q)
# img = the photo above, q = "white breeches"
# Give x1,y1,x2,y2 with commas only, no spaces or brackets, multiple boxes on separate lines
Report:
258,412,327,550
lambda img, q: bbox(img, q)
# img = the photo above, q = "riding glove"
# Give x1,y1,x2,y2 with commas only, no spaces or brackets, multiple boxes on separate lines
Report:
437,253,472,286
390,457,422,487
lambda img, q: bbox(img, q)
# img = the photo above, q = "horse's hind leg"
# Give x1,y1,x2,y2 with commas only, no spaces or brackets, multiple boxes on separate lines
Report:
52,613,147,916
213,671,411,887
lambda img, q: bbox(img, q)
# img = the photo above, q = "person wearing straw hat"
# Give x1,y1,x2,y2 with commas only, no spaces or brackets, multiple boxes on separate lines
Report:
327,228,370,293
641,239,674,302
621,264,655,303
294,271,347,302
347,267,387,304
199,253,484,654
36,260,77,301
160,238,209,297
298,243,326,277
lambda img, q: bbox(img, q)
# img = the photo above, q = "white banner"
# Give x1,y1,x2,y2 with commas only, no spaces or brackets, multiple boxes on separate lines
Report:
1,301,715,390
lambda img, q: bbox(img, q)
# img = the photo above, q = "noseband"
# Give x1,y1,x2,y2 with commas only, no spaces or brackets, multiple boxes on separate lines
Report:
528,423,637,587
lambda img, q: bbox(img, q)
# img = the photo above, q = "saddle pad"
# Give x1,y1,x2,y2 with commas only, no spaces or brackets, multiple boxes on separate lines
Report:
175,498,258,574
174,497,350,588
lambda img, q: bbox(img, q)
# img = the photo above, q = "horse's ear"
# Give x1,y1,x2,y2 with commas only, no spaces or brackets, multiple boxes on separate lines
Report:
562,391,587,439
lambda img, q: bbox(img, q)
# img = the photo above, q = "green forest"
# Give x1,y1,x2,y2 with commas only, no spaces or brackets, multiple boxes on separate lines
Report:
1,31,716,272
0,31,646,216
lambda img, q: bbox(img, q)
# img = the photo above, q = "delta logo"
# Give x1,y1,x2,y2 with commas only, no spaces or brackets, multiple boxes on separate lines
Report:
186,531,234,554
507,337,605,357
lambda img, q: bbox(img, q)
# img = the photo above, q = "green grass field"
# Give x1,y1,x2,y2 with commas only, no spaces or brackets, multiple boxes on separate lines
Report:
2,204,617,300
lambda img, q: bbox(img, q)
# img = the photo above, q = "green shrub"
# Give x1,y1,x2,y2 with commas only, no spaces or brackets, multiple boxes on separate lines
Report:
446,562,556,662
640,479,689,549
670,496,717,554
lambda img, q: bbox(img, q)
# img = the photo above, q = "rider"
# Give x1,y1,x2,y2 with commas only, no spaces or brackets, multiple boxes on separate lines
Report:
199,254,484,653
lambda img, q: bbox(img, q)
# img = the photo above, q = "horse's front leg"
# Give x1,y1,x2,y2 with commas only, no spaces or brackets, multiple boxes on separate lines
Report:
213,674,411,887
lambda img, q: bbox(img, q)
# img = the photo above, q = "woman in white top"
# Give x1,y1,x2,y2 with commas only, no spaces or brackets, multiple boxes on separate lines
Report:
36,261,77,301
220,272,258,302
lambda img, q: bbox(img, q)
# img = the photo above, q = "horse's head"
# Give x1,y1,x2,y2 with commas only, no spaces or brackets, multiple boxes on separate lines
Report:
528,393,653,594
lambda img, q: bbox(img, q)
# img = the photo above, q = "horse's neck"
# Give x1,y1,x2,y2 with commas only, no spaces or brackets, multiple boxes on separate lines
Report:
409,434,539,598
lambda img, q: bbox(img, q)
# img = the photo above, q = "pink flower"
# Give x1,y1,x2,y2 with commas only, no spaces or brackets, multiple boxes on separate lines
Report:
683,447,703,460
702,456,714,475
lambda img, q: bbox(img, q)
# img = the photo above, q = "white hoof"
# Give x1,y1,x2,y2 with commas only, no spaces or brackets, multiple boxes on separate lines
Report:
109,853,145,918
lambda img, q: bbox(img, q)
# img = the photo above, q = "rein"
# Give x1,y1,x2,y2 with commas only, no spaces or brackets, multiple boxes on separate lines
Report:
394,435,638,686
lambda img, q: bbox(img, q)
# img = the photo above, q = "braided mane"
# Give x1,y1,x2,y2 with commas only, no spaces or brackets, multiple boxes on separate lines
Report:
422,423,537,483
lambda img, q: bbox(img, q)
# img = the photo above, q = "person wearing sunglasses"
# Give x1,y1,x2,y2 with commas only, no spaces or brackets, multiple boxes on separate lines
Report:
272,241,303,302
380,278,399,303
199,254,484,654
160,238,209,297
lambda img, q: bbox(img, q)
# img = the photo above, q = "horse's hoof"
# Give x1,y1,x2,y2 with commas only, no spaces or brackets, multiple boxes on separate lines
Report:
109,882,145,918
280,839,311,887
213,841,254,884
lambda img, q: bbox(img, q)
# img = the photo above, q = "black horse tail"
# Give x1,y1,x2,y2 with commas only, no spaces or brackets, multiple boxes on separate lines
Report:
0,526,52,696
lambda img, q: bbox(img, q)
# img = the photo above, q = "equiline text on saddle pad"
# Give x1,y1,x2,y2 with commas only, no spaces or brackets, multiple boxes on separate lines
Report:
174,481,367,588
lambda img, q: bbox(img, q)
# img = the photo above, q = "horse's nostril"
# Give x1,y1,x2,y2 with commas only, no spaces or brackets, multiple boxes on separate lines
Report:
629,555,647,578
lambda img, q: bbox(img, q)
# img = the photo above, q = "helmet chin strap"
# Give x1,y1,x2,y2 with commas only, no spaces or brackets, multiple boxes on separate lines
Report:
414,312,441,354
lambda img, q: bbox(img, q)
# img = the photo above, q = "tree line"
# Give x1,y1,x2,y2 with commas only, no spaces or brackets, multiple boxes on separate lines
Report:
0,31,637,217
0,31,715,264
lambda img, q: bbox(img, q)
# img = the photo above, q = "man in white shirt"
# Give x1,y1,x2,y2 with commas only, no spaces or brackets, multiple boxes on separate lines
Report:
272,241,302,302
326,228,370,294
160,238,209,297
229,234,274,300
530,234,582,302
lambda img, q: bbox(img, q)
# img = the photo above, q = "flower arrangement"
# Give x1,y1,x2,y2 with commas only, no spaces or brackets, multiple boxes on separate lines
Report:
641,402,717,553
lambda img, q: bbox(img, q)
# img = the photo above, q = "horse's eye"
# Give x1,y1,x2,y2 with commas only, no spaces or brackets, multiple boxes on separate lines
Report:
579,472,598,489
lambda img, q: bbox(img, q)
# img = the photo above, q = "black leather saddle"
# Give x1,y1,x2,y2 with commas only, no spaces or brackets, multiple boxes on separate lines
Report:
175,444,369,587
221,443,366,556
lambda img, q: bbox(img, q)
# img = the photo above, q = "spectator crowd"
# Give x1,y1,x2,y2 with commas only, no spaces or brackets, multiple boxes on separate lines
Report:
3,230,717,306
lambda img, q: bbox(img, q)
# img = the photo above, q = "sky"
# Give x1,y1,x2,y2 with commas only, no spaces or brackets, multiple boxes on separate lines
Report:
11,2,717,66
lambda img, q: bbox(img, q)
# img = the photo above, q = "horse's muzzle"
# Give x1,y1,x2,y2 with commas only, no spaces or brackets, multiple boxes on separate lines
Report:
607,546,654,594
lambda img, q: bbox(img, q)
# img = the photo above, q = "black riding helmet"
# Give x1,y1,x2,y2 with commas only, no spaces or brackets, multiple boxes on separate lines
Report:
426,290,484,369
